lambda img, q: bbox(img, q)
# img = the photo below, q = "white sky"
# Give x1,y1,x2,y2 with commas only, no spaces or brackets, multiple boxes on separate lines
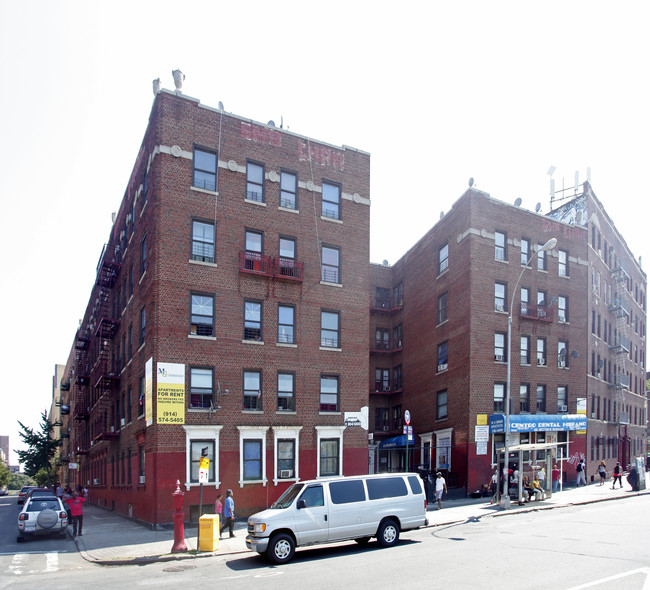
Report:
1,1,648,466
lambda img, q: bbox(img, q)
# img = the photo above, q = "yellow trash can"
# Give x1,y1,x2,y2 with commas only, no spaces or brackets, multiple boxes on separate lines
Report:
199,514,220,552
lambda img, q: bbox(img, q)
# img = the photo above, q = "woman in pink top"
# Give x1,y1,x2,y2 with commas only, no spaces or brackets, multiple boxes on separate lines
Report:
66,491,86,537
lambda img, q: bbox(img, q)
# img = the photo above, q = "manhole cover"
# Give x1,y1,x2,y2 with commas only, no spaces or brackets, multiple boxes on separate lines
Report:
162,564,198,573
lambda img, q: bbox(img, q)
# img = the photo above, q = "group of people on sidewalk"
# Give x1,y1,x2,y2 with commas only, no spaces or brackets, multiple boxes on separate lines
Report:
576,458,624,488
214,489,236,538
56,483,88,537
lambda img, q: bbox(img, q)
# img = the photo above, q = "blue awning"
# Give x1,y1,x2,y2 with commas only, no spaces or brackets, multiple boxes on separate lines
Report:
489,413,587,433
379,435,409,449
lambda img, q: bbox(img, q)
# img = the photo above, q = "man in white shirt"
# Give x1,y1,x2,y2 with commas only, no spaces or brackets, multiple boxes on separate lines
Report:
435,472,447,510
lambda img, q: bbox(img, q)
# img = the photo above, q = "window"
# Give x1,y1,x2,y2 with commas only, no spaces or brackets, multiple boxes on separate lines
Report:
392,364,403,390
277,439,296,479
138,375,145,418
521,238,529,265
375,407,389,430
280,171,297,209
438,292,448,324
520,287,530,314
495,231,507,261
320,375,339,412
279,236,296,260
191,220,215,263
128,264,134,298
536,385,546,412
537,244,548,270
330,479,366,504
558,295,568,323
278,305,295,344
128,324,133,361
139,306,146,346
138,444,145,481
193,148,217,191
515,336,529,368
320,310,340,348
190,440,215,483
322,182,341,220
375,328,390,351
321,245,340,283
393,283,404,307
437,390,448,420
142,170,149,209
246,161,264,202
558,250,568,276
437,341,448,371
140,235,147,276
319,439,340,476
244,300,262,341
367,477,408,500
536,338,546,366
393,324,403,349
245,229,263,254
494,383,505,412
558,386,568,412
190,367,213,409
190,294,214,337
127,386,132,424
558,341,568,368
520,384,530,412
375,287,390,309
495,283,506,312
243,440,263,480
277,372,295,411
375,368,390,392
494,333,506,362
439,243,449,274
243,370,262,411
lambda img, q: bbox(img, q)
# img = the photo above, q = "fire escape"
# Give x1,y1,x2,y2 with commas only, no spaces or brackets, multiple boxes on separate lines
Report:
72,330,91,456
609,264,631,464
90,244,121,447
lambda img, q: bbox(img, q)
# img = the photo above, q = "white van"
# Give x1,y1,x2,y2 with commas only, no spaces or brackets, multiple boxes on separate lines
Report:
246,472,428,563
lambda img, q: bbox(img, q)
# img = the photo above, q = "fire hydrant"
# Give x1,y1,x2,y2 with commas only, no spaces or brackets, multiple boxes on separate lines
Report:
171,480,188,553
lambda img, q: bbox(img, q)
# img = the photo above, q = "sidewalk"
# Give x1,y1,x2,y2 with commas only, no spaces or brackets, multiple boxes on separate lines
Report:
72,479,648,565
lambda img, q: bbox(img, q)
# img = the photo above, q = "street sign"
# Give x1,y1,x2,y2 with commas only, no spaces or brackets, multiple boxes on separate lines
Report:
199,456,210,484
404,409,411,425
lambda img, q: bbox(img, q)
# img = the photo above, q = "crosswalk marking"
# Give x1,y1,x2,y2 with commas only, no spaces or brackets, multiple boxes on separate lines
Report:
8,552,61,575
9,554,27,575
45,552,58,572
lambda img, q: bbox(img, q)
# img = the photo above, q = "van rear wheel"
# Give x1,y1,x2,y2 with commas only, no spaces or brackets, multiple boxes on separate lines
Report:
267,533,295,564
377,519,399,548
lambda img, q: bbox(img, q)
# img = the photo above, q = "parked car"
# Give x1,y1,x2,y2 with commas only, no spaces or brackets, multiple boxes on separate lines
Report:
17,486,36,505
24,488,54,503
246,472,428,564
17,495,68,542
0,489,8,496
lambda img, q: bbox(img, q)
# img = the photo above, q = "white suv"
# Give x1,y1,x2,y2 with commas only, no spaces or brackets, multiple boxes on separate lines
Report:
17,495,68,542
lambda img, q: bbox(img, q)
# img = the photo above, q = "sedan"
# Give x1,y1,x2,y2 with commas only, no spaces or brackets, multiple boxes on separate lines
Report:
17,495,68,542
17,486,36,505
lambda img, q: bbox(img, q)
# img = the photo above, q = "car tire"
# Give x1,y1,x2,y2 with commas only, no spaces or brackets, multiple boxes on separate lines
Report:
377,519,400,548
267,533,295,564
354,537,371,545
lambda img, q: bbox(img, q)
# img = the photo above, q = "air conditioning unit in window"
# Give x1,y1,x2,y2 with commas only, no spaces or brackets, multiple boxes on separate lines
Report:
110,426,115,432
558,405,568,412
93,479,99,485
558,360,566,368
383,385,391,392
383,426,390,431
591,412,596,418
120,418,125,427
495,304,505,312
494,354,504,362
280,470,293,478
437,363,448,372
120,230,125,241
537,358,546,366
139,475,145,484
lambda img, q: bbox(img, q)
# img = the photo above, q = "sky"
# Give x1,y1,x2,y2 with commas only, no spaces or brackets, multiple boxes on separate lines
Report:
1,1,648,467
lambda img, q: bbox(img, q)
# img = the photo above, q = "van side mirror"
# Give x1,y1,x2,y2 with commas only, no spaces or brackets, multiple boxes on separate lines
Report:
297,499,306,509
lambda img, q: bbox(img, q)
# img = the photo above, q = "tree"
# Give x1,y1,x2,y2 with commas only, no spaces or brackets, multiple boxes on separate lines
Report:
9,473,36,490
0,460,10,489
16,410,61,478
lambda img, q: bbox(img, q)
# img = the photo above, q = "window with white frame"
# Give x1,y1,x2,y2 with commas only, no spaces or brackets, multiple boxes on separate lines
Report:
558,295,568,323
558,340,568,368
189,366,213,409
521,335,531,365
558,249,568,276
280,171,297,209
520,286,530,314
320,374,339,412
315,426,345,477
537,338,546,366
191,220,215,263
182,425,222,488
435,429,452,470
273,426,302,483
244,300,262,341
321,182,341,220
495,231,507,261
558,386,568,412
237,426,268,485
495,282,506,312
243,370,262,411
437,341,448,371
190,293,214,337
537,244,548,270
494,333,506,362
520,238,529,265
246,161,264,202
439,243,449,274
320,310,340,348
438,292,448,324
494,383,505,412
321,245,340,283
278,304,295,344
277,372,295,411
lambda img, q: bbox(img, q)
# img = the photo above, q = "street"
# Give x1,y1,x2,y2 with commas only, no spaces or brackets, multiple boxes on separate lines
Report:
1,494,649,589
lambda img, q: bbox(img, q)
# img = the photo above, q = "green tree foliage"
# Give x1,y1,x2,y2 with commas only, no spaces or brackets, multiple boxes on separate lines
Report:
9,473,36,490
0,460,10,489
16,410,61,478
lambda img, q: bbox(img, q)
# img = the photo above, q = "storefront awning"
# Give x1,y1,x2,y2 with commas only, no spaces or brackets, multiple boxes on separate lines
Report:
378,435,409,449
489,413,587,433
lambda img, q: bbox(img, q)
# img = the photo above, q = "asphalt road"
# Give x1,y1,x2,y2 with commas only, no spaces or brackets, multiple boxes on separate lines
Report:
1,494,649,589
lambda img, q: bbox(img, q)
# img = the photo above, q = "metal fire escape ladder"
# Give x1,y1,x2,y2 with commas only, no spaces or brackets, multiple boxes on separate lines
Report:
609,265,630,423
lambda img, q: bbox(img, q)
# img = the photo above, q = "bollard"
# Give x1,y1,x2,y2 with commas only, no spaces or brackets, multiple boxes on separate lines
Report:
171,480,188,553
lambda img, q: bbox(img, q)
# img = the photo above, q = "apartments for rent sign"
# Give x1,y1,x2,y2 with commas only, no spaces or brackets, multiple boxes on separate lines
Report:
156,362,185,424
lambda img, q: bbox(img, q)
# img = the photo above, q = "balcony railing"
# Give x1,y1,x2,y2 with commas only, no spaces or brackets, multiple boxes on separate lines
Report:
371,339,403,353
239,251,272,276
520,303,554,323
370,296,403,313
274,257,304,281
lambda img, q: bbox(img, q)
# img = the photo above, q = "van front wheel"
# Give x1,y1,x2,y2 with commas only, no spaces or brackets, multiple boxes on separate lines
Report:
377,519,399,548
267,533,295,564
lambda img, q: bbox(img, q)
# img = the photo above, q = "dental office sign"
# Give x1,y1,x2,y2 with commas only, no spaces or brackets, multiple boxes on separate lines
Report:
489,414,587,433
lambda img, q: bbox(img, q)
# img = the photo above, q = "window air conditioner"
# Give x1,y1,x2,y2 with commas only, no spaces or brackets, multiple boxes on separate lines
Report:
494,354,504,362
139,475,145,484
280,470,293,478
120,230,125,241
558,360,566,368
383,426,390,431
495,304,505,312
591,412,596,418
120,418,125,427
558,405,568,412
537,358,546,366
93,478,99,485
110,426,115,432
438,363,448,372
383,385,391,392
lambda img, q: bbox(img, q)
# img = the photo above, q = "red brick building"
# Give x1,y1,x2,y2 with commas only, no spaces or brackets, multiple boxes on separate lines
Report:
59,89,371,525
369,185,646,493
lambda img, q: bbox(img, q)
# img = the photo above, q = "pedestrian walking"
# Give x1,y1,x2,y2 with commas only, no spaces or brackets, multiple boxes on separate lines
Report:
612,462,623,488
597,461,607,485
220,489,235,538
65,490,86,537
489,470,498,504
56,483,63,499
435,472,447,510
214,493,223,528
551,464,560,493
576,458,587,487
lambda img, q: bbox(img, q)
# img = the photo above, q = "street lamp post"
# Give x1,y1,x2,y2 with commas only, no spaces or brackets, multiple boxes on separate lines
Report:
501,237,557,509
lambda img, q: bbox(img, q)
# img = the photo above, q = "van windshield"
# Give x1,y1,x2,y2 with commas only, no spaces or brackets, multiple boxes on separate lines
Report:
271,483,304,509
